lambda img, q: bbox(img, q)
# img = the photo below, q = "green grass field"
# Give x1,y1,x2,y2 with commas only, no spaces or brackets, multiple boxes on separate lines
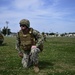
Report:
0,36,75,75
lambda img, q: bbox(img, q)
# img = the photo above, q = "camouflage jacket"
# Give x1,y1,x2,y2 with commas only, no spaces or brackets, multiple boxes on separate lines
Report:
16,28,44,53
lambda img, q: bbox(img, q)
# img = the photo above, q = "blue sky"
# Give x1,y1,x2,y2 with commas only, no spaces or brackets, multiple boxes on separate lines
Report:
0,0,75,33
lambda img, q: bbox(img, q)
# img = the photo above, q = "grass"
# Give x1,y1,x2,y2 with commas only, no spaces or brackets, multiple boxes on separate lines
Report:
0,36,75,75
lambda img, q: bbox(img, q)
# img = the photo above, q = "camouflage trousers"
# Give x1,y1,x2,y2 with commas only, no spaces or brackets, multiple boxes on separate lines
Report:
21,48,40,68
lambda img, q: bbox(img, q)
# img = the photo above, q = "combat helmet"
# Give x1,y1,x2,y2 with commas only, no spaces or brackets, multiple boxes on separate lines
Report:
19,19,30,28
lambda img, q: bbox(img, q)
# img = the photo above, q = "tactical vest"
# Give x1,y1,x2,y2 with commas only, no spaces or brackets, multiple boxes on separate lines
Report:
18,28,36,50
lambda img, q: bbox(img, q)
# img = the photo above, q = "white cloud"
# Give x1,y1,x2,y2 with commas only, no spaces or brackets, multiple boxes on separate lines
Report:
0,0,75,33
13,0,42,10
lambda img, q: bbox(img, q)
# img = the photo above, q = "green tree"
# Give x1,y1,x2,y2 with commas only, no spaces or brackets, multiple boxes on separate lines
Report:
2,26,11,36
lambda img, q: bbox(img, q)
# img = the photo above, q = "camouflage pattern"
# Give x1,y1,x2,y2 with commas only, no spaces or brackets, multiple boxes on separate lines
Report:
0,33,4,44
42,32,46,41
18,28,35,51
19,19,30,28
22,48,40,68
16,28,44,68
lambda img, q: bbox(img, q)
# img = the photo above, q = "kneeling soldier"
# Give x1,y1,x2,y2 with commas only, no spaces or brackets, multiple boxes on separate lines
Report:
16,19,44,73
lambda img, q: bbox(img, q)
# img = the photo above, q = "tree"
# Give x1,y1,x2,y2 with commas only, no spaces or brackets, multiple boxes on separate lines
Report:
2,26,11,36
2,26,6,35
6,21,9,36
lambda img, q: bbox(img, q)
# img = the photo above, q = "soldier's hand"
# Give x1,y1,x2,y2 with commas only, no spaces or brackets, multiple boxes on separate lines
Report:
31,45,37,49
19,52,23,58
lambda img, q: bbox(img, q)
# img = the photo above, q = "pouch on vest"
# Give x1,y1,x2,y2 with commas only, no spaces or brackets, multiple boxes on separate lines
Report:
18,28,35,50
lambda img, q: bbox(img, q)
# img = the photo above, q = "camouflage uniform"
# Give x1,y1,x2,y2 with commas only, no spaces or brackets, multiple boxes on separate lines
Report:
42,32,46,41
16,19,43,69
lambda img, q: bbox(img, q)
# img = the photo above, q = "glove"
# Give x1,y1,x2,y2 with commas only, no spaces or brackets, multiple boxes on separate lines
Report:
19,52,23,58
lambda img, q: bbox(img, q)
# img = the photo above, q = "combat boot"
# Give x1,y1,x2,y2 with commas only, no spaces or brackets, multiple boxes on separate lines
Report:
33,65,39,73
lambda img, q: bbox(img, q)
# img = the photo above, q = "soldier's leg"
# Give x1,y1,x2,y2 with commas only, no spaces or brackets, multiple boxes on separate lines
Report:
30,48,40,72
30,48,40,65
22,51,29,68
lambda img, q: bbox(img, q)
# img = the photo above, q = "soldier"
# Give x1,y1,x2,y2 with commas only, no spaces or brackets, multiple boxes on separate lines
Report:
42,32,46,42
16,19,44,73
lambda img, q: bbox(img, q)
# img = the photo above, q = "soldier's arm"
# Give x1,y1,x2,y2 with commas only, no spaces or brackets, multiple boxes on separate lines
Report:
16,32,22,53
33,29,44,47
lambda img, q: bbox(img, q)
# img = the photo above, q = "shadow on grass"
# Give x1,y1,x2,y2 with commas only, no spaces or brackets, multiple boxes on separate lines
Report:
0,43,7,46
39,60,54,70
